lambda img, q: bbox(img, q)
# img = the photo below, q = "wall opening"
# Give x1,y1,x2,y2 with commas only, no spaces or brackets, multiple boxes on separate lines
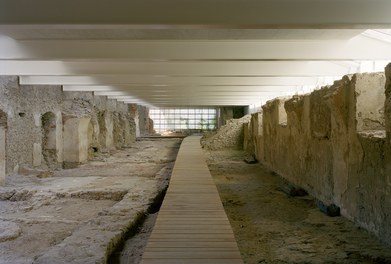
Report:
278,101,288,126
150,107,217,134
41,112,57,169
0,109,7,185
88,117,100,158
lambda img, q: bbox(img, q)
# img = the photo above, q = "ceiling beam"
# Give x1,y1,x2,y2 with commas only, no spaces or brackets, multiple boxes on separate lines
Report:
66,85,303,92
1,60,353,76
2,35,391,60
0,29,366,41
1,0,391,28
19,75,322,86
118,91,296,96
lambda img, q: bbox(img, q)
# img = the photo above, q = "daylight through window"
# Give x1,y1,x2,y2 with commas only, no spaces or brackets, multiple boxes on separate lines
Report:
150,107,217,133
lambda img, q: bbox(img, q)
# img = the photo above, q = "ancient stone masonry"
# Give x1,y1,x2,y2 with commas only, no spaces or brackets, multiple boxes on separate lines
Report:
137,105,155,136
0,76,147,182
0,76,64,175
0,108,7,185
128,104,154,137
245,68,391,245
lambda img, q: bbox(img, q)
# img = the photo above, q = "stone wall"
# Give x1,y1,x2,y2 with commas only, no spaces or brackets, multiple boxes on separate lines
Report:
138,105,154,136
247,69,391,244
0,76,64,173
0,76,141,180
243,111,264,161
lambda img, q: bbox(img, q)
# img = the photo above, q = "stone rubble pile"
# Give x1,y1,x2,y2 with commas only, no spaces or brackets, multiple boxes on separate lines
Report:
201,115,251,150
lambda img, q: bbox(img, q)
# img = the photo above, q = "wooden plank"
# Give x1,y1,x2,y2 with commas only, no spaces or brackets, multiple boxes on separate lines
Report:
145,248,240,252
146,241,239,248
141,136,243,264
148,233,236,239
153,225,234,231
147,237,237,242
152,230,234,234
142,259,243,264
143,251,242,259
154,220,231,225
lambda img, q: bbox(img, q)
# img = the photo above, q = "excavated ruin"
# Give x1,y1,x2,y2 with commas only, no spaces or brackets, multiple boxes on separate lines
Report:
201,114,251,150
244,68,391,245
1,64,391,264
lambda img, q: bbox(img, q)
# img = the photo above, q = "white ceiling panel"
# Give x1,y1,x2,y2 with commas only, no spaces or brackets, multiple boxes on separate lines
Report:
0,0,391,107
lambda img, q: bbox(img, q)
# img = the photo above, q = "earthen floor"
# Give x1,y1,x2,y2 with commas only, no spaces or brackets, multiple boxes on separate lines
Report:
0,138,181,264
205,149,391,264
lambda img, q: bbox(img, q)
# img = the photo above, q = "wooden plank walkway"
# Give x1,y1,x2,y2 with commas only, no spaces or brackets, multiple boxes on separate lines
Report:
141,136,243,264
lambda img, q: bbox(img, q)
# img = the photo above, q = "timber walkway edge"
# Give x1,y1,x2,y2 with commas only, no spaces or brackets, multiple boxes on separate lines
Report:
141,136,243,264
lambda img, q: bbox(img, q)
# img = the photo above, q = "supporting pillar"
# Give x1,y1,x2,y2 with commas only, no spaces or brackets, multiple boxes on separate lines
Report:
63,116,91,168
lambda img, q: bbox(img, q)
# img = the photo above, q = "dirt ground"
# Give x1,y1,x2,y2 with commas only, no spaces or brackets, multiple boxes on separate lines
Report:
3,139,391,264
205,149,391,264
0,138,181,264
117,212,158,264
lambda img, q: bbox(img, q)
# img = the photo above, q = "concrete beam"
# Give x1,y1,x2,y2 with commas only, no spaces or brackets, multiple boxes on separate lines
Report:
67,85,303,92
19,75,322,86
0,0,391,28
2,36,391,60
0,60,354,76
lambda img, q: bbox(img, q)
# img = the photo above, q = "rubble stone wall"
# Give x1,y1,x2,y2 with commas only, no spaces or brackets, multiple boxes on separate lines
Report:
137,105,154,136
0,76,139,177
248,69,391,244
0,76,63,173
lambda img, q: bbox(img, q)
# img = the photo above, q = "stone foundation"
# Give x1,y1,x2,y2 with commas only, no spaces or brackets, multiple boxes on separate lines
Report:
246,66,391,244
0,76,147,182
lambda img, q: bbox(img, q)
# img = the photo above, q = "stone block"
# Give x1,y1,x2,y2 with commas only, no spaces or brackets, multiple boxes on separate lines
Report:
0,127,5,186
33,143,42,167
63,117,91,164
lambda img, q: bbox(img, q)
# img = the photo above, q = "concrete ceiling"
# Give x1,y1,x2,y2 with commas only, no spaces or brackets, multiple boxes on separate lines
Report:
1,0,391,107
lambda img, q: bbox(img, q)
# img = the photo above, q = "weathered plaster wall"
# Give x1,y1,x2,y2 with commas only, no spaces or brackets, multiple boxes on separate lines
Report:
249,70,391,244
0,76,139,182
0,76,63,173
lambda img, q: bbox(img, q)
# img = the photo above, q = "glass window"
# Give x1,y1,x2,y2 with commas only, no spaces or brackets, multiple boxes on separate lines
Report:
149,107,217,133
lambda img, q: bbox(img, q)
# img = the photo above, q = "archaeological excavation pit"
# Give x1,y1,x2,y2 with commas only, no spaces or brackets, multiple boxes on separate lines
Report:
1,5,391,264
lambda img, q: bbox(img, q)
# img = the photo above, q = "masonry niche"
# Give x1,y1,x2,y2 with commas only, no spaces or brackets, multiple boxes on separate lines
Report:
0,109,7,185
41,112,57,169
63,116,91,168
87,116,100,158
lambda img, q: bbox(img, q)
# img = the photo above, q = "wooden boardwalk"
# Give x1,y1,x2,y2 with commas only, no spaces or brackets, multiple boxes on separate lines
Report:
141,136,243,264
